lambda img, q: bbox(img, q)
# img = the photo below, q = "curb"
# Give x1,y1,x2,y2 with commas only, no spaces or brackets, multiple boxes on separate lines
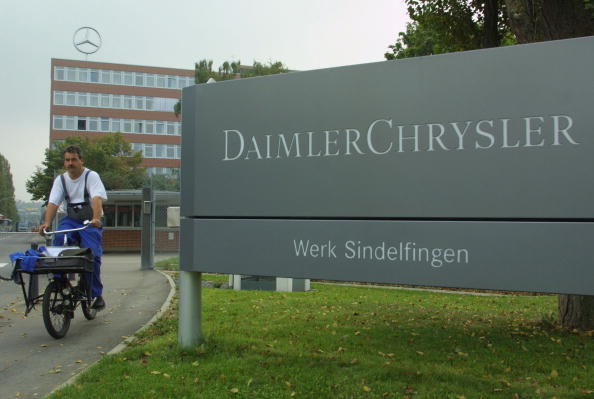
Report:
107,269,176,355
48,268,177,396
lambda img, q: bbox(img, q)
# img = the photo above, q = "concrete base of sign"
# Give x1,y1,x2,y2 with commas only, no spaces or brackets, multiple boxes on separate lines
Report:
229,275,310,292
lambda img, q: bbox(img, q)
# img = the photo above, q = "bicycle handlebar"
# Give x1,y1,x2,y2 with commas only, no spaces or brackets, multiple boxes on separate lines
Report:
43,220,91,236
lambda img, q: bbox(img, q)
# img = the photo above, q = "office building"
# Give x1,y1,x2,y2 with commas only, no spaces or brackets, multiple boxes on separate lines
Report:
50,58,194,176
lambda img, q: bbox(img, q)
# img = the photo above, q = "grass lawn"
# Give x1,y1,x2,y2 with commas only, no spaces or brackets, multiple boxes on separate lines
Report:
49,274,594,398
155,256,180,271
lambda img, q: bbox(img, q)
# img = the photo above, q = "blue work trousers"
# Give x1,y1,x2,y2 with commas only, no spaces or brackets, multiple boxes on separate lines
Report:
53,217,103,297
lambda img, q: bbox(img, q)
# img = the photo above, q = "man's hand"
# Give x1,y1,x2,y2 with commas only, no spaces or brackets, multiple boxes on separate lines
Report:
90,218,102,228
40,203,58,237
38,223,49,236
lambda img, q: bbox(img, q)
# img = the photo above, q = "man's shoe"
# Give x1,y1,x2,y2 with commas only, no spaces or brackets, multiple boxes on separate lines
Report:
91,296,105,310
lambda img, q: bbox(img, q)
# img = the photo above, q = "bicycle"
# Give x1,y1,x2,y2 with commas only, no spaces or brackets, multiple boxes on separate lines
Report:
10,221,97,339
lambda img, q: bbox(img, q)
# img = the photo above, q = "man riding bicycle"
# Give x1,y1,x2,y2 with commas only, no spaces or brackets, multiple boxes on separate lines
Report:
39,145,108,310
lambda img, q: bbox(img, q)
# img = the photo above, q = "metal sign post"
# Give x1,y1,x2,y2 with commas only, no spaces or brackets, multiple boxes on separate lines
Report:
140,187,155,270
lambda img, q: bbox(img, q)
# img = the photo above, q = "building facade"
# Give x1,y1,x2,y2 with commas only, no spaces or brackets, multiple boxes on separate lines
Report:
50,58,194,176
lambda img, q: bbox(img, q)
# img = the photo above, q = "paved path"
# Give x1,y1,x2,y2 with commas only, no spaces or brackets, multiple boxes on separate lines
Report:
0,254,172,399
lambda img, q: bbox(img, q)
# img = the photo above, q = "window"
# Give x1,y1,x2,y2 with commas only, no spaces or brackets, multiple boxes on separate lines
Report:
101,70,111,84
168,76,176,88
55,67,65,81
135,97,144,110
53,116,181,137
157,75,165,88
145,97,154,111
171,99,178,111
104,204,143,228
167,122,175,135
175,145,181,159
132,143,143,153
145,121,154,134
54,91,64,105
167,144,175,158
101,118,109,131
90,93,99,107
135,73,144,86
90,70,99,83
124,72,133,85
78,69,88,82
123,120,132,133
146,74,155,87
77,92,87,106
156,144,164,158
155,204,169,227
65,116,75,130
103,204,116,227
124,96,133,109
100,94,110,107
66,92,75,105
112,95,121,108
53,116,63,129
144,144,154,157
89,117,98,131
133,205,141,227
66,67,76,81
117,205,134,227
112,71,122,85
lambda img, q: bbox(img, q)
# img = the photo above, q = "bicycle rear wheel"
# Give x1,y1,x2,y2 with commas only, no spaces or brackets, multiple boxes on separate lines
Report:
42,280,72,339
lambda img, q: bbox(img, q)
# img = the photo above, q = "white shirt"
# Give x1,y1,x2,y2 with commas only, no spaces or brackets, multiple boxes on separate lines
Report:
48,168,108,214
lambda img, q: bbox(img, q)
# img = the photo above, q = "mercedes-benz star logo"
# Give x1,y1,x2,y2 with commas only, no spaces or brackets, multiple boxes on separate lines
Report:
73,27,102,55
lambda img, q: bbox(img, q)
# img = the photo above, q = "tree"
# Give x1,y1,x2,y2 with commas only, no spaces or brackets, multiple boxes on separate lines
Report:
505,0,594,43
26,133,146,204
0,153,19,222
385,0,514,60
174,59,290,116
242,61,289,77
501,0,594,331
388,1,594,329
146,170,180,191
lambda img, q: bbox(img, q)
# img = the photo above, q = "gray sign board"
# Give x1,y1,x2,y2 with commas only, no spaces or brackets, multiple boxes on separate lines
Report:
182,36,594,219
182,218,594,295
181,36,594,295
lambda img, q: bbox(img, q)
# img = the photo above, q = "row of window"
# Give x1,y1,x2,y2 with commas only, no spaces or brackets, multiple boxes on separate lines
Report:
53,91,179,113
131,143,181,159
53,115,181,136
54,66,194,89
52,139,180,161
104,203,173,228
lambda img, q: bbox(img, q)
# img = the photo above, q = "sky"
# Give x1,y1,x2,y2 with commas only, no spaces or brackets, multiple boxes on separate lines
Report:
0,0,409,201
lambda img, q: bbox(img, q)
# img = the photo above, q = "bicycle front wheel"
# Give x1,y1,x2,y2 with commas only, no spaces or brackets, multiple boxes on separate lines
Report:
81,298,97,320
79,275,97,320
42,280,72,339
